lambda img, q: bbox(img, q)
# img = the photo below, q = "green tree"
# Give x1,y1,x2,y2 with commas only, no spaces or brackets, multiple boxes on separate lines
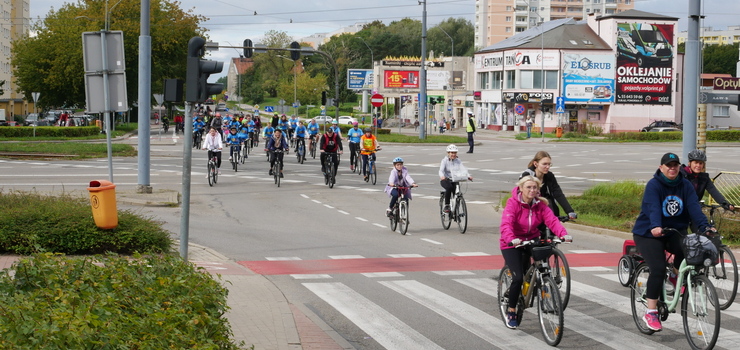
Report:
11,0,205,110
428,18,476,57
702,43,739,75
277,71,328,106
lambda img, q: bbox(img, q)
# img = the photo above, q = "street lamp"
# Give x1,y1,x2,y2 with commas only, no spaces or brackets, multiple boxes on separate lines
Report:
277,55,298,116
437,27,455,125
355,36,374,114
355,36,374,68
437,27,454,57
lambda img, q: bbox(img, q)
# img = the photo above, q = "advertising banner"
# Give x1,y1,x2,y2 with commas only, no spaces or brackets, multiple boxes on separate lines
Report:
503,50,559,70
615,23,674,104
474,52,504,71
347,69,374,90
503,92,554,104
384,70,419,88
427,70,450,90
713,77,740,91
562,53,615,102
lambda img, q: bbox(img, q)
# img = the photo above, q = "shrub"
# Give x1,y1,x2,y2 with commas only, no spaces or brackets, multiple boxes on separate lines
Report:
707,130,740,141
0,253,242,349
605,131,682,141
0,191,171,255
0,126,100,138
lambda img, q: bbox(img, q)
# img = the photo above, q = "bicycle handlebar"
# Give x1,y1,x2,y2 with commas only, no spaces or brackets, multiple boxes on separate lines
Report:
509,236,573,248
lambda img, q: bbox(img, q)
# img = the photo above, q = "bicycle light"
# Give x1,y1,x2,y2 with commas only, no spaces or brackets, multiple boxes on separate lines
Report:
704,258,713,267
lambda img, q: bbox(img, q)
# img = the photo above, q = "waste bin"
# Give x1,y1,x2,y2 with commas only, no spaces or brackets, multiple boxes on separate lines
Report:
87,180,118,229
556,127,563,138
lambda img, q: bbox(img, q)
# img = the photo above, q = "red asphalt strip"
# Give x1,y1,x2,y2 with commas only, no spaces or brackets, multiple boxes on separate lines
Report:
239,253,623,275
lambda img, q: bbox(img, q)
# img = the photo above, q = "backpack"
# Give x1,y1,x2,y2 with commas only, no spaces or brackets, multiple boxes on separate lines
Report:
683,234,719,266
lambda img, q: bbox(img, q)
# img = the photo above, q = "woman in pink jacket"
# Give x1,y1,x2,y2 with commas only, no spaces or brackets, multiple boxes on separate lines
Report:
499,175,570,329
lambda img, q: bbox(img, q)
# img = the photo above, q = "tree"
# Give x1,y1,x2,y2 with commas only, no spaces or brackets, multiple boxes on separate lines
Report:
702,43,739,75
277,71,328,106
428,18,476,57
11,0,205,110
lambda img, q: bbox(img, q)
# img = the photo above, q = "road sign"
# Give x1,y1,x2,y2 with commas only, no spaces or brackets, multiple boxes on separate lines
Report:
556,96,565,113
371,94,384,107
265,106,275,113
514,104,526,115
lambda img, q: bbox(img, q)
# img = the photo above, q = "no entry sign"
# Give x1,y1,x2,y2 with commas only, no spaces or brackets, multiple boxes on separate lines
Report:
371,94,384,107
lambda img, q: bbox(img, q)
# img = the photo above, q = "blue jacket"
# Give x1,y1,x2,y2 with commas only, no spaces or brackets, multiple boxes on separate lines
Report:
632,169,709,237
266,135,289,151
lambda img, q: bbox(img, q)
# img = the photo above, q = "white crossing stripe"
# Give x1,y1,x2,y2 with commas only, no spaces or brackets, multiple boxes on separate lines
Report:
303,282,444,350
380,280,548,348
362,272,404,278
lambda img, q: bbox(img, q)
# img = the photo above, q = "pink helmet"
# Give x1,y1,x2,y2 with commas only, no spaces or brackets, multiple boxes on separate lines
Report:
352,121,359,126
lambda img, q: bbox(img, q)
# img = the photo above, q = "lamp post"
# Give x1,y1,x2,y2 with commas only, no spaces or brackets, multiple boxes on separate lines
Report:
355,36,374,114
438,27,455,126
437,27,454,57
278,55,298,116
419,0,428,140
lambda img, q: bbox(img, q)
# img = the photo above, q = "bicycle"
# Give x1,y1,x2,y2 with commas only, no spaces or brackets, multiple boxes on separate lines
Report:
229,145,240,172
162,121,169,133
240,141,248,164
323,152,338,189
309,135,317,159
628,228,720,350
388,185,416,235
439,179,468,233
350,142,360,173
702,203,737,310
497,238,565,346
206,149,219,187
540,216,573,310
192,130,203,149
295,138,306,164
271,149,283,187
361,149,379,185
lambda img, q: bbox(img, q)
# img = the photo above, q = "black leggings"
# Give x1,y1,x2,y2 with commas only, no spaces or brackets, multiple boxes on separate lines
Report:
207,150,222,168
633,232,685,300
440,179,458,205
501,247,531,309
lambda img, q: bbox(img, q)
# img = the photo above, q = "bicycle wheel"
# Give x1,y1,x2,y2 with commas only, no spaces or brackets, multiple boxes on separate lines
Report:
439,197,451,230
630,263,655,335
456,196,468,233
548,248,571,309
618,255,634,287
536,276,564,346
497,267,524,328
233,158,238,172
329,161,336,189
389,206,398,232
707,245,738,310
353,152,359,173
208,162,215,187
710,209,724,232
399,200,409,235
273,162,279,185
371,163,377,185
310,142,316,159
682,274,720,350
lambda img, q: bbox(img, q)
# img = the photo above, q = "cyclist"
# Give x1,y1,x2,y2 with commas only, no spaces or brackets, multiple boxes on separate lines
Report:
680,149,734,213
319,127,343,179
210,113,224,139
277,114,290,133
384,157,418,216
270,113,279,128
330,120,342,138
288,115,299,139
228,116,241,131
632,152,713,332
253,114,262,138
262,123,275,143
237,126,250,156
201,127,223,176
521,151,577,220
439,144,473,212
360,127,381,181
307,119,320,150
265,129,289,177
225,127,241,162
193,116,206,139
346,122,363,171
293,121,308,153
499,175,571,329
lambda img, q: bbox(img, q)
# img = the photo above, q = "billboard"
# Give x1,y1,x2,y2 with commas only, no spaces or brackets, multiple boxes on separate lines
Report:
384,70,419,88
615,23,674,104
713,77,740,90
347,69,374,90
427,70,450,90
562,53,615,103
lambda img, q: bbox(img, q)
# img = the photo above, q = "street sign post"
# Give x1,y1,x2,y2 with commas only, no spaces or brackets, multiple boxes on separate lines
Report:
371,94,384,107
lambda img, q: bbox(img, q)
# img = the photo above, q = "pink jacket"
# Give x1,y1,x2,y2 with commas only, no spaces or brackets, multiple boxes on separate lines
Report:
499,186,568,250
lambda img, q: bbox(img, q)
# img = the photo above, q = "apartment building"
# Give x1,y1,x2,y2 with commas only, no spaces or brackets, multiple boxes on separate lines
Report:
677,25,740,46
0,0,30,118
475,0,634,49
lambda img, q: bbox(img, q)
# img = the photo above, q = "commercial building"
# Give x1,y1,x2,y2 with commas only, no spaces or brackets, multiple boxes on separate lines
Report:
475,0,634,48
0,0,31,118
474,9,681,133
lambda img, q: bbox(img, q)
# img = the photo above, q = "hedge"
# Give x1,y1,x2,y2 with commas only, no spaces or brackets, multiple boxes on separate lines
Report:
0,126,100,138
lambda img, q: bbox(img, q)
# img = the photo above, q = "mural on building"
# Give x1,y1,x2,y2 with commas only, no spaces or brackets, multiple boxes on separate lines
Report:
562,53,615,103
615,23,674,105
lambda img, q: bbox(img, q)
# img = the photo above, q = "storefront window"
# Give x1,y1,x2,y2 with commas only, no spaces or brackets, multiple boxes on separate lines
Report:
505,70,516,89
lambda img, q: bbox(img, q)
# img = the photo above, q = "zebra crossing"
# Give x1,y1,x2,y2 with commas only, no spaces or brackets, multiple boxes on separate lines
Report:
244,254,740,350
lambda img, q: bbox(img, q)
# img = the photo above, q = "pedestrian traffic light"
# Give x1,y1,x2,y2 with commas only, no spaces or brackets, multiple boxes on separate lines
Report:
243,39,253,58
429,96,437,106
321,91,327,106
289,41,300,61
436,96,445,104
186,36,224,103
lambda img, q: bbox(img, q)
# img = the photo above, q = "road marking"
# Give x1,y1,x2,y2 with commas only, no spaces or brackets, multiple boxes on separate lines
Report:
572,266,612,272
311,199,321,204
421,238,443,245
373,223,386,228
388,254,425,258
304,282,444,349
300,194,309,198
337,210,349,215
355,217,368,222
265,257,302,261
569,249,606,254
329,255,365,259
452,252,490,256
432,270,475,276
291,274,332,279
362,272,404,278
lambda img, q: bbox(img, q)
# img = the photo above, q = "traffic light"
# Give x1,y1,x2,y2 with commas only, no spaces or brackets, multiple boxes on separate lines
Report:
429,96,437,106
289,41,301,61
437,96,445,104
243,39,253,58
186,36,224,103
333,98,339,107
321,91,327,105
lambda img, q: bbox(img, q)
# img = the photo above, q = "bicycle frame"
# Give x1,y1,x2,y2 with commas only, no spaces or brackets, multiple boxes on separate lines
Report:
634,255,704,316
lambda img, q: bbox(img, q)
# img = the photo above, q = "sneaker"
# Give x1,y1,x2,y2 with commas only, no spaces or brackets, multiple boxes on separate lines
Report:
350,165,354,171
269,169,274,175
444,205,451,213
364,175,369,181
386,208,392,216
228,156,232,161
506,311,518,329
643,312,662,331
666,273,677,294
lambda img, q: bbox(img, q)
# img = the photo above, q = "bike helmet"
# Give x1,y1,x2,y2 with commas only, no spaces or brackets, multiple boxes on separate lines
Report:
688,149,707,162
393,157,404,164
352,121,359,126
364,127,372,133
332,120,338,124
215,113,221,117
446,144,458,152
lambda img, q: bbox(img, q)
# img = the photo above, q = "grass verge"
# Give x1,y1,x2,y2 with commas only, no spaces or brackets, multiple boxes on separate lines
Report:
377,133,467,143
0,142,136,159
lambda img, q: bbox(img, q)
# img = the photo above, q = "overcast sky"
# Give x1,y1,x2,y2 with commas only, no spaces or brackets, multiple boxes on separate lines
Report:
27,0,740,80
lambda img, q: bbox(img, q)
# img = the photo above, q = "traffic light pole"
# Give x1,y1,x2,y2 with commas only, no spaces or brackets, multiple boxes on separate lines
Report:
179,102,194,260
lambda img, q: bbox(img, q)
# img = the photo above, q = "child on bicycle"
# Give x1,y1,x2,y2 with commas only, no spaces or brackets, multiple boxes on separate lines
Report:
438,144,473,213
384,157,418,217
225,127,241,161
265,129,289,177
347,122,363,172
201,127,223,175
500,175,571,329
360,128,380,181
293,121,308,153
632,152,713,332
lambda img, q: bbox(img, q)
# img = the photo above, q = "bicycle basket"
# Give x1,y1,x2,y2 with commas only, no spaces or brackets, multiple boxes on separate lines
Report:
682,234,719,266
450,169,469,182
531,245,553,261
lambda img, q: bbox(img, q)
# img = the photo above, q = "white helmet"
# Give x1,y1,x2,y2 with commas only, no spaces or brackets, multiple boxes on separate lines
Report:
446,144,458,152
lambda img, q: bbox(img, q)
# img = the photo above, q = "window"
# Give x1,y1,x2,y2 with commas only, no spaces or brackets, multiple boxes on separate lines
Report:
492,71,503,89
505,70,516,89
518,70,559,89
521,71,534,89
506,16,512,22
478,72,490,90
506,27,512,32
546,71,558,89
713,105,730,117
506,6,512,11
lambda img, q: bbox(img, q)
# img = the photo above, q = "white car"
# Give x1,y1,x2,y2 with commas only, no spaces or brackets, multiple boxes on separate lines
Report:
313,116,333,124
338,116,358,125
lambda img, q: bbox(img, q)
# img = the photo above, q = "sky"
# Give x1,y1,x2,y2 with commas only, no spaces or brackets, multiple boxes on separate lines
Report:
27,0,740,81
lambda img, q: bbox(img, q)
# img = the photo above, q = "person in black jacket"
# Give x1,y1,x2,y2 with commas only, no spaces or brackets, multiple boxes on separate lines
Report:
680,149,734,210
520,151,577,220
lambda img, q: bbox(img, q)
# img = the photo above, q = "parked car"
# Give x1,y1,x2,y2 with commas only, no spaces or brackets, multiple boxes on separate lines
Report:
313,116,333,124
338,116,358,125
641,120,681,132
216,103,228,111
24,113,50,126
648,127,682,132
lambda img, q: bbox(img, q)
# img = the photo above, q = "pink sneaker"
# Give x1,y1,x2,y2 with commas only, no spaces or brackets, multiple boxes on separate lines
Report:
643,312,662,331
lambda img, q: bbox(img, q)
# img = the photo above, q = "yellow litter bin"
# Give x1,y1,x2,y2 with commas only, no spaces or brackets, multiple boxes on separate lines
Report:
87,180,118,229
